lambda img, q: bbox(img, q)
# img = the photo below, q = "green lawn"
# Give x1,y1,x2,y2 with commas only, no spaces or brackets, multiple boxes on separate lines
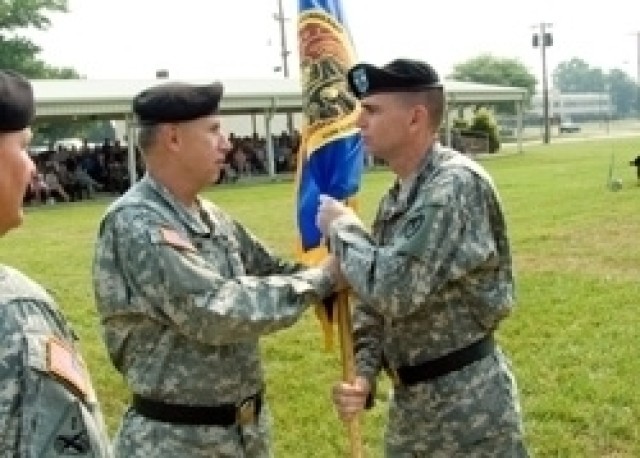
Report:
2,136,639,457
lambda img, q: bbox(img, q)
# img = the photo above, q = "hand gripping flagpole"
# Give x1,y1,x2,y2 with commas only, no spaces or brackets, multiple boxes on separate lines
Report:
336,290,364,458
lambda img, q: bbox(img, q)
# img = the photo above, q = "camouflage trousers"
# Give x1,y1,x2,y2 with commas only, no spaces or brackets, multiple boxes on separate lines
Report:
113,404,273,458
384,350,529,457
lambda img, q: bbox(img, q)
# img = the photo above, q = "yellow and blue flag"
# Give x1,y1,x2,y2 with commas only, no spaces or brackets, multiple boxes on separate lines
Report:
295,0,363,347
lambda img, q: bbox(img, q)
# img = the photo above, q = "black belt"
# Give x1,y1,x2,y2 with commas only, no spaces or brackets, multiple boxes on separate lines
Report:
392,335,495,386
131,390,263,426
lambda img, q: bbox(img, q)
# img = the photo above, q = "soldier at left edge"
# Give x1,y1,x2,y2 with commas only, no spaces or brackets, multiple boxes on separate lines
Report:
0,69,113,457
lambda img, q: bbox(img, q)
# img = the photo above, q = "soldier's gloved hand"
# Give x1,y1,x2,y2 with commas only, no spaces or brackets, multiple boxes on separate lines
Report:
316,194,357,236
332,376,370,422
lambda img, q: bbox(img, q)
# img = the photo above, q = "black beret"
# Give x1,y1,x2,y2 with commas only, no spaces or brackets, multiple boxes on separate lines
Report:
347,58,442,99
0,70,35,133
133,81,223,125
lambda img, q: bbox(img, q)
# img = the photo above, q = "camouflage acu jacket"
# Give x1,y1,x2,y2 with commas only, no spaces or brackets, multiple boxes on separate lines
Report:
0,265,111,457
326,144,515,381
92,175,332,406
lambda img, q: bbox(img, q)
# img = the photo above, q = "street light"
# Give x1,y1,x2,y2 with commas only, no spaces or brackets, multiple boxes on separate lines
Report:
533,23,553,144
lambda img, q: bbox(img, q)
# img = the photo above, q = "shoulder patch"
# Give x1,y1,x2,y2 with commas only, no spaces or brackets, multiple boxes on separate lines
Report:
402,213,425,240
47,337,89,401
160,227,196,252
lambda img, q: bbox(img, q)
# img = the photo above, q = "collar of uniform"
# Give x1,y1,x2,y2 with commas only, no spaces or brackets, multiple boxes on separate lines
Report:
411,141,449,190
390,142,437,206
141,174,210,235
397,170,418,203
418,141,439,176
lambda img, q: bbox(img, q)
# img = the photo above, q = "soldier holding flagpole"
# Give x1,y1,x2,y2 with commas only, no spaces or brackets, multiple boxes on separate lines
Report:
317,58,529,456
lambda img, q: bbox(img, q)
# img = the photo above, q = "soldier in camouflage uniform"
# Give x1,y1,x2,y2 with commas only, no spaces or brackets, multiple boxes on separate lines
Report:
0,70,112,456
317,59,529,456
92,81,341,457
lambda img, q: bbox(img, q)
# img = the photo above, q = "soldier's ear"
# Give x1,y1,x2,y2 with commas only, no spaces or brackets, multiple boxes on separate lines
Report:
408,104,428,131
158,124,181,154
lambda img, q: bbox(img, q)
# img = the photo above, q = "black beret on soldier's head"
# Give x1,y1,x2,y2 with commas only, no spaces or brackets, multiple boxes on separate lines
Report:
133,81,223,125
0,70,35,133
347,58,442,99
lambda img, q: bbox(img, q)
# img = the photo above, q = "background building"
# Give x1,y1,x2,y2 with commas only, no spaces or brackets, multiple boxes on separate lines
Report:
527,91,614,122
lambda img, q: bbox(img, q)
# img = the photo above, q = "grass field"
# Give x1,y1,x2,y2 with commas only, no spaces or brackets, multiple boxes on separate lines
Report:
2,136,639,457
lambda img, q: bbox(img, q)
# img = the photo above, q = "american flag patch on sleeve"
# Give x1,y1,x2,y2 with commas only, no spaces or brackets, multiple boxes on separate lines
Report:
46,337,89,401
161,227,196,252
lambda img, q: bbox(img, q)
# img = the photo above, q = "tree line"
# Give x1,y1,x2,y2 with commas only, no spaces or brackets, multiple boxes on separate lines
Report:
449,54,638,118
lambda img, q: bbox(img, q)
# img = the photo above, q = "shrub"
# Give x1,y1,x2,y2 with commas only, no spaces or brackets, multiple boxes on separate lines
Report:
468,107,501,153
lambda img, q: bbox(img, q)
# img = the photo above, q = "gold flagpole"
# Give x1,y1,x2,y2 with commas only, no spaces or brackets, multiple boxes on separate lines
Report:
337,291,364,458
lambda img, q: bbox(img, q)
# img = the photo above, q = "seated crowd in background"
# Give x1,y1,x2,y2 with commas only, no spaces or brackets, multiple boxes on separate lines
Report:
24,138,130,204
216,130,300,183
24,130,301,205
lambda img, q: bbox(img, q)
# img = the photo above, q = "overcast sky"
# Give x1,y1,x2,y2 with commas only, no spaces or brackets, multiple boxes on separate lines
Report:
24,0,640,86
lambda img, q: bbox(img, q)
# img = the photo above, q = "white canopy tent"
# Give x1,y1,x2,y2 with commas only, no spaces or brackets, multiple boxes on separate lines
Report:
31,77,527,184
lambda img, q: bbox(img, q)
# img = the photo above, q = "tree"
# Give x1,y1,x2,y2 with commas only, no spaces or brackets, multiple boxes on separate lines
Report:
552,58,605,93
607,69,637,118
449,54,537,112
0,0,66,29
0,0,79,78
553,58,638,118
0,0,92,143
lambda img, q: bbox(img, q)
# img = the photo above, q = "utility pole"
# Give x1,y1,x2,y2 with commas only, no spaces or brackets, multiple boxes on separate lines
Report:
533,23,553,144
274,0,294,135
